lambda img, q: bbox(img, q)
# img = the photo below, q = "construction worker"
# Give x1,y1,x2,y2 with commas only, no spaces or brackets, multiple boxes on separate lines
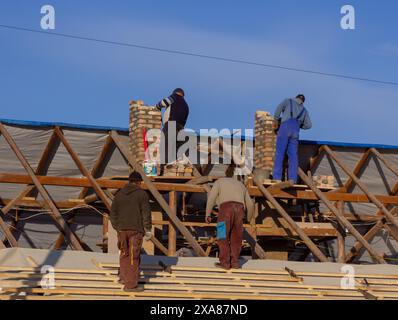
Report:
110,171,152,292
273,94,312,184
205,167,254,270
156,88,190,164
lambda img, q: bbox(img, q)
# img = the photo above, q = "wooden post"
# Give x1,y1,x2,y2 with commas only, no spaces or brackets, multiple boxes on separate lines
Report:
336,201,346,263
252,174,328,262
298,168,385,264
0,123,84,251
168,191,177,256
103,214,109,253
110,130,206,257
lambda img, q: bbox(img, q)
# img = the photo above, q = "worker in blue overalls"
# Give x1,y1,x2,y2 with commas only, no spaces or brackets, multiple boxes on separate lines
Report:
273,94,312,184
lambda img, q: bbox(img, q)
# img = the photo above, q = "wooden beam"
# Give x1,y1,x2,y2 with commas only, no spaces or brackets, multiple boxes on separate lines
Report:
336,201,346,263
109,130,206,257
168,191,177,256
252,174,328,262
323,145,398,230
2,173,398,205
152,220,338,237
298,167,385,264
0,123,83,251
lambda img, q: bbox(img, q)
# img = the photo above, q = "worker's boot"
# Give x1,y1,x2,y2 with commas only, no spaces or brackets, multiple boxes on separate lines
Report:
214,262,230,270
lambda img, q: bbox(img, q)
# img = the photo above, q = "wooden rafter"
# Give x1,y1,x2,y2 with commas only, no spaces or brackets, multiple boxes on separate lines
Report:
0,129,61,247
0,123,83,251
298,168,386,264
323,145,398,231
344,148,398,262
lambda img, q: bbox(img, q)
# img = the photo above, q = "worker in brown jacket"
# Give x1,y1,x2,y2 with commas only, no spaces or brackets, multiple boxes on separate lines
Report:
205,168,254,270
110,172,152,292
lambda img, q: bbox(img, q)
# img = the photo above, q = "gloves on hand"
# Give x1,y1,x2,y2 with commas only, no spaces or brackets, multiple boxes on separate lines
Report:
144,231,153,241
205,216,212,224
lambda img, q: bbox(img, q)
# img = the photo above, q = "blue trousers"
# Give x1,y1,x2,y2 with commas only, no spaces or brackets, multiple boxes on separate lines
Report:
273,118,300,183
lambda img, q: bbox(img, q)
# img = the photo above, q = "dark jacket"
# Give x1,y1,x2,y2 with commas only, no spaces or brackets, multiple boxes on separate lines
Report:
110,183,152,233
156,93,190,127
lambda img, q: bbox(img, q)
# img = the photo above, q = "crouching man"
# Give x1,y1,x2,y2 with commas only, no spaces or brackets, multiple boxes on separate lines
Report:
110,172,152,292
205,168,254,270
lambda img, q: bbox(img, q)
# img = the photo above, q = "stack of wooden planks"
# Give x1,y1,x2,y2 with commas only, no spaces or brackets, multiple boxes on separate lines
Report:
163,163,194,177
1,262,398,300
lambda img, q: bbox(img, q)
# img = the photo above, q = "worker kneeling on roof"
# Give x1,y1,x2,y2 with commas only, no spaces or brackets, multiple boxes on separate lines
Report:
273,94,312,184
205,166,254,270
110,172,152,292
156,88,190,165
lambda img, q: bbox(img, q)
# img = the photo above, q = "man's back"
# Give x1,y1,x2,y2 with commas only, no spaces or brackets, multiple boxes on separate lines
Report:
206,177,254,221
110,183,151,233
213,178,249,204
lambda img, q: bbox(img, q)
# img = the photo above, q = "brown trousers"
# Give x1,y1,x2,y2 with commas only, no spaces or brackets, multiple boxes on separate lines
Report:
117,230,143,289
217,201,244,268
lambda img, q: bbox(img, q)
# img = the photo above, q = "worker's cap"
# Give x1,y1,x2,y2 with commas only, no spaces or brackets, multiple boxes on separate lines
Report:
296,94,305,102
173,88,185,97
129,171,143,183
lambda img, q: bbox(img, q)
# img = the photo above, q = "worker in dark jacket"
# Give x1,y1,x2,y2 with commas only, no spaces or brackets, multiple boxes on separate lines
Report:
110,171,152,292
156,88,189,164
273,94,312,184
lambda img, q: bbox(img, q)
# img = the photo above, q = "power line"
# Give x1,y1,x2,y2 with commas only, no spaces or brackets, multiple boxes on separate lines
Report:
1,23,398,87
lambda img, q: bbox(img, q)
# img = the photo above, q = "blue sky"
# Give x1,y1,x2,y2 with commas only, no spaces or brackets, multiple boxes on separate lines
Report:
0,0,397,144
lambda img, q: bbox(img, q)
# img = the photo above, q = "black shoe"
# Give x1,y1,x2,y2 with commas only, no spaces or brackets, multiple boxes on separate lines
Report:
214,262,230,270
123,286,144,292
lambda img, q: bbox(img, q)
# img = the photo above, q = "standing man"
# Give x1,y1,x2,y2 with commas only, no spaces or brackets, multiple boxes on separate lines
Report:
273,94,312,184
205,168,254,270
156,88,189,164
110,172,153,292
